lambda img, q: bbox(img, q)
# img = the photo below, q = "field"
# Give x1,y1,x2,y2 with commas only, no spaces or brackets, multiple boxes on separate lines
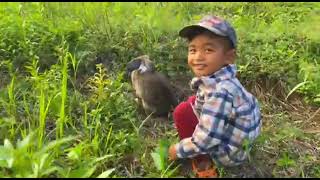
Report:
0,2,319,178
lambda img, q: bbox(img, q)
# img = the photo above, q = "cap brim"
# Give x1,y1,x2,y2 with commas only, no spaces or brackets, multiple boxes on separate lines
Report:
179,25,206,38
179,25,226,39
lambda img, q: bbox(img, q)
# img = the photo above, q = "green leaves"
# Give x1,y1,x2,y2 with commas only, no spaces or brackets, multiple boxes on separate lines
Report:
97,168,115,178
286,81,310,100
151,139,170,171
58,153,114,178
67,166,96,178
0,133,75,177
276,153,296,168
150,139,179,178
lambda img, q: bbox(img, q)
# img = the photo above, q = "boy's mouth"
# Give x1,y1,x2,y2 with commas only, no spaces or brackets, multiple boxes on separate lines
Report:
192,64,207,70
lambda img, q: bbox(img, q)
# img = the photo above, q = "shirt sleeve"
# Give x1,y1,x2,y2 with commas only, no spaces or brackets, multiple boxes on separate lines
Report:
175,88,234,159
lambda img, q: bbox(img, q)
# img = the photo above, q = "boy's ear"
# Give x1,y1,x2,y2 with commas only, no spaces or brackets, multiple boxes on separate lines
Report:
225,49,236,64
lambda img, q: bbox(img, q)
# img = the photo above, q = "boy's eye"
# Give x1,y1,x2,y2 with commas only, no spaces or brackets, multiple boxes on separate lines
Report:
188,49,196,53
205,48,214,53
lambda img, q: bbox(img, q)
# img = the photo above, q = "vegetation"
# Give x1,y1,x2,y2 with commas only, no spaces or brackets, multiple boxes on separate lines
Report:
0,2,319,177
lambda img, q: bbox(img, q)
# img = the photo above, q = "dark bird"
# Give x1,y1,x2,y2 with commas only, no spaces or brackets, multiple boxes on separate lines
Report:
126,55,178,118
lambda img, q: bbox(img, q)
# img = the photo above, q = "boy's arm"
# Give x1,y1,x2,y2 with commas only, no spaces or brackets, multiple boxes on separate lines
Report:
173,88,234,159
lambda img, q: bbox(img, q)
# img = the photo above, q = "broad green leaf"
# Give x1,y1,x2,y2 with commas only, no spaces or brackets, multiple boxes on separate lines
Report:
40,167,59,177
0,160,8,168
151,139,170,171
67,149,79,161
158,139,169,160
38,136,75,155
17,132,34,149
0,146,11,160
97,168,115,178
39,153,49,170
4,139,14,149
32,162,39,178
7,157,14,168
68,166,96,178
151,152,163,171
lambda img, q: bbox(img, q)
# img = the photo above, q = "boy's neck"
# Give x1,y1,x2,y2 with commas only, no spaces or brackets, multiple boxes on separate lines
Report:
197,64,234,78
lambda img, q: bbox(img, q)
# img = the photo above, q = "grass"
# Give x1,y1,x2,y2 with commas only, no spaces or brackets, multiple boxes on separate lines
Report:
0,2,319,178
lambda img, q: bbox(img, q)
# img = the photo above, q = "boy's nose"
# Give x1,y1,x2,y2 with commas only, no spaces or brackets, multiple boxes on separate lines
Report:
194,51,205,62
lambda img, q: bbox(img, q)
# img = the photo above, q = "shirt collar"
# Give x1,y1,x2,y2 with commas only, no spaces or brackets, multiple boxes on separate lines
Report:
190,64,237,90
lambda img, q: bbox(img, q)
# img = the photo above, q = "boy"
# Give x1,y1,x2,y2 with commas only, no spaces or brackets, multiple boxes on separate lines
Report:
168,15,262,178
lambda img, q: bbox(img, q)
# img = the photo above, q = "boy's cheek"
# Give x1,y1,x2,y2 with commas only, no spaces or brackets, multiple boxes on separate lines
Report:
188,63,195,72
187,58,192,67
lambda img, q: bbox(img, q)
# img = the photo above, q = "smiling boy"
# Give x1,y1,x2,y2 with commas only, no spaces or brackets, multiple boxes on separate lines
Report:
168,15,262,178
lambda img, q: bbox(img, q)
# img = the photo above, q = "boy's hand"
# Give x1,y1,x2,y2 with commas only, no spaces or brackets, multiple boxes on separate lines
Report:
168,144,177,161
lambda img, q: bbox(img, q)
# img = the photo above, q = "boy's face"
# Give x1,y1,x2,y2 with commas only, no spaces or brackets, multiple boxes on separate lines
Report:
187,33,235,77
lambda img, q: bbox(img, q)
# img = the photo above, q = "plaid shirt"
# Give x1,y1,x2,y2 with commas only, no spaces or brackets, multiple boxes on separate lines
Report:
174,64,262,166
